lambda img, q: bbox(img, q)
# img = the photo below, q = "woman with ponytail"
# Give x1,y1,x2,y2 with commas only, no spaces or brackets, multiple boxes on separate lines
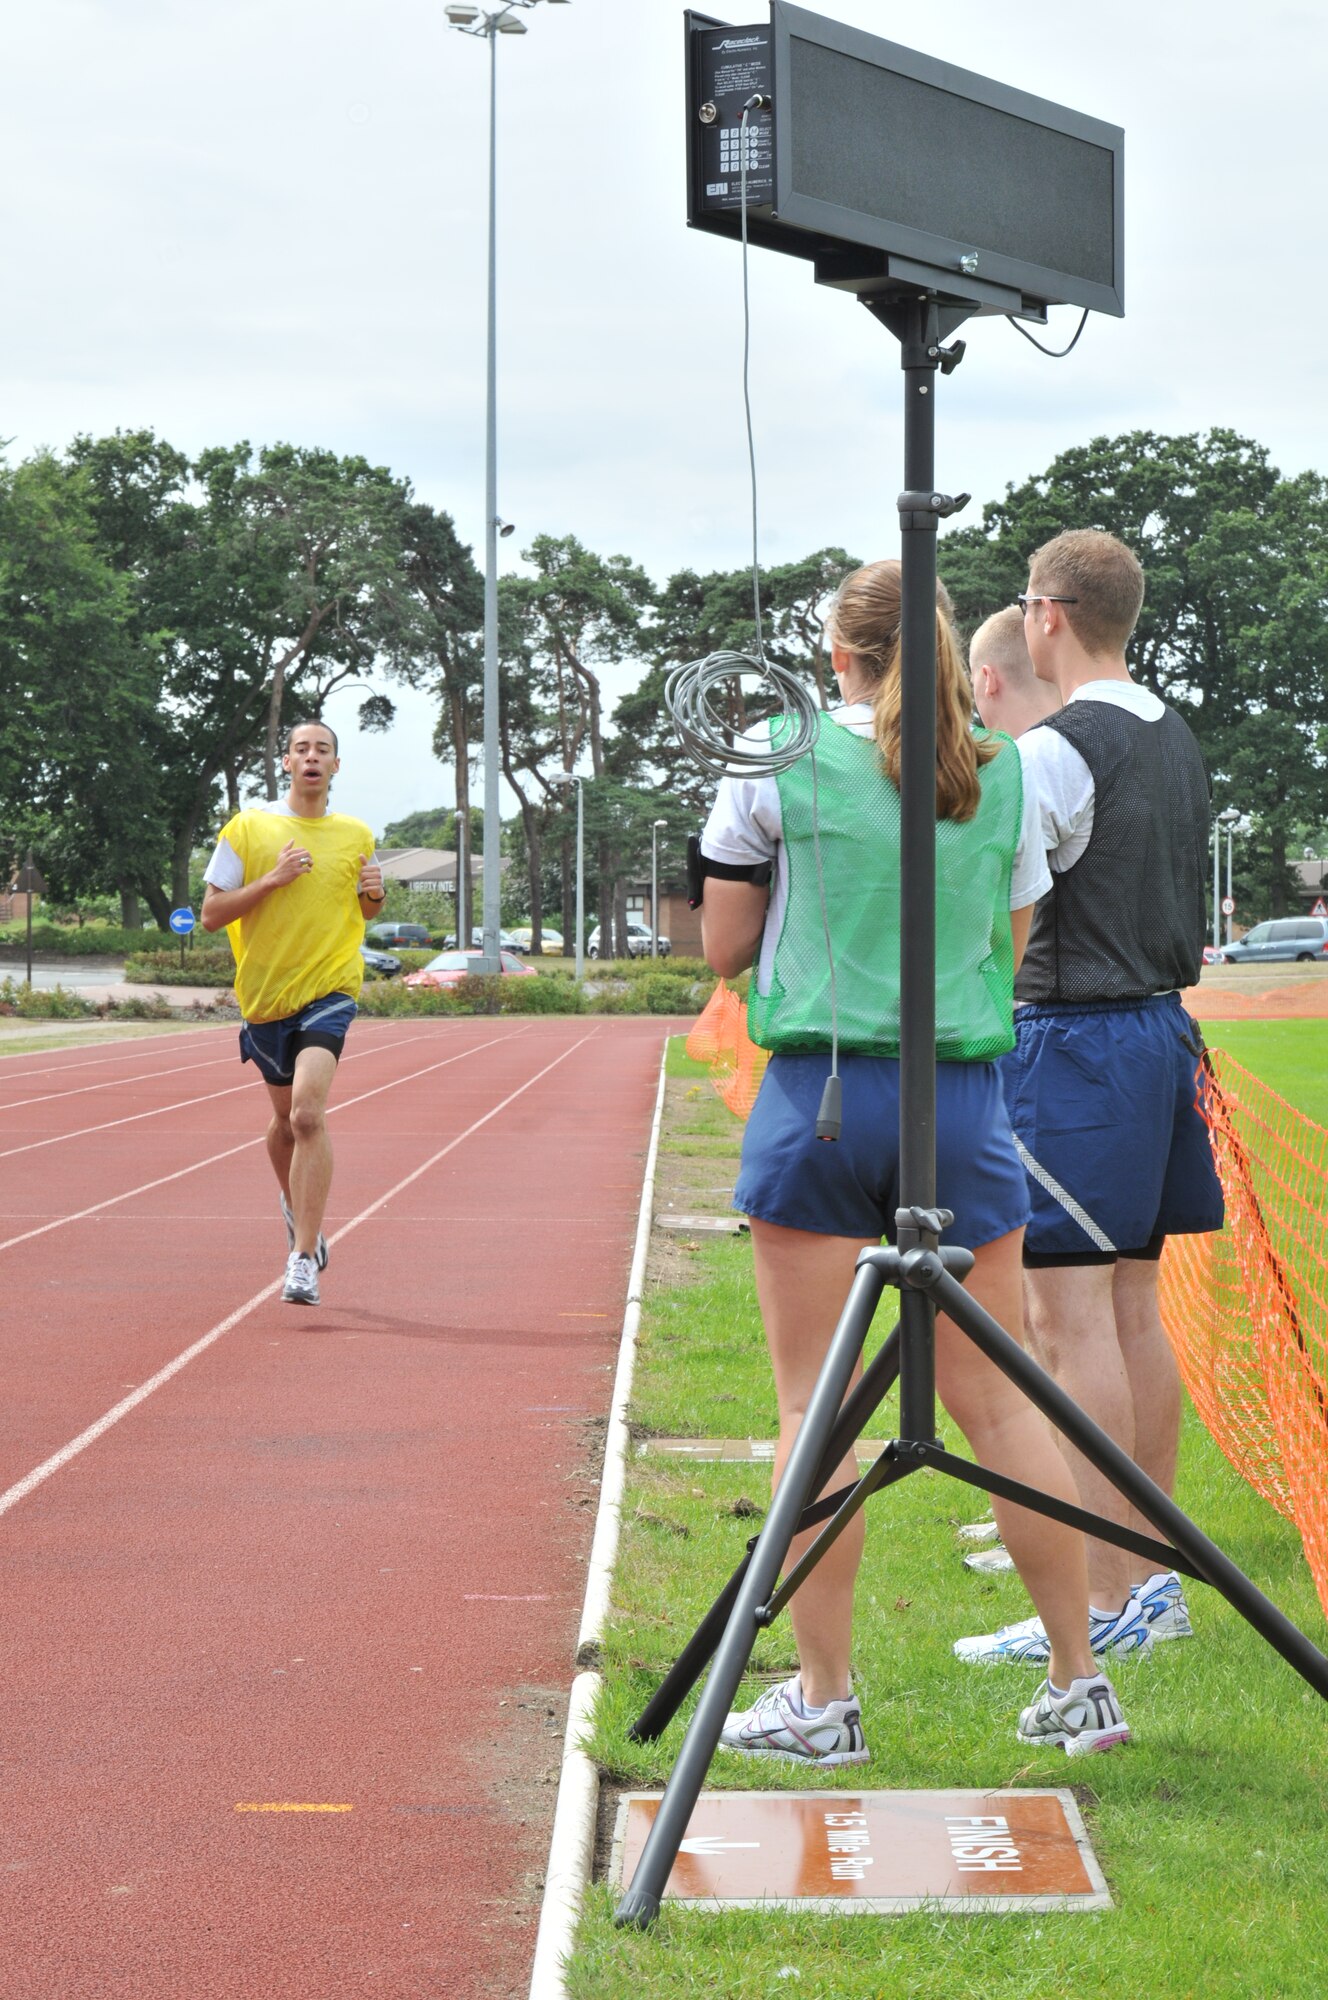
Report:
698,560,1145,1767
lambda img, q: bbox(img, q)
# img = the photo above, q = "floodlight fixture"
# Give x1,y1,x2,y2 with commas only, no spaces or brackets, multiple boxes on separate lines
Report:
444,4,480,21
497,15,528,29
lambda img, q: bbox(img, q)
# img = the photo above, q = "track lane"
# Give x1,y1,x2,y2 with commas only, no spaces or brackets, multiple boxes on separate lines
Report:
0,1017,668,1998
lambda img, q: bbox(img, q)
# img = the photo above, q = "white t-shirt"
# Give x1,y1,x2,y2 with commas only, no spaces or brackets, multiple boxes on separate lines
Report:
701,703,1052,995
1017,680,1165,874
204,799,379,892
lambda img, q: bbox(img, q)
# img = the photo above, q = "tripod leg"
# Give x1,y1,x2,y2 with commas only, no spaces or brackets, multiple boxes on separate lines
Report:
614,1260,887,1928
932,1268,1328,1698
628,1323,901,1743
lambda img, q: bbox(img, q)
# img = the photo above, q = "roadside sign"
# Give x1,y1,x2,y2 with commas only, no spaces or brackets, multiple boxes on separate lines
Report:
1313,898,1328,918
168,908,195,935
1221,896,1235,916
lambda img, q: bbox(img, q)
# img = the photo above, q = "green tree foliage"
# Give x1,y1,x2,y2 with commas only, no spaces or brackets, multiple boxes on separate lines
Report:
498,535,655,953
0,451,167,917
938,430,1328,916
614,547,859,815
68,432,427,917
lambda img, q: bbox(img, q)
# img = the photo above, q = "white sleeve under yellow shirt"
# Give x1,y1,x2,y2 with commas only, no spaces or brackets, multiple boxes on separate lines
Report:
205,804,376,1024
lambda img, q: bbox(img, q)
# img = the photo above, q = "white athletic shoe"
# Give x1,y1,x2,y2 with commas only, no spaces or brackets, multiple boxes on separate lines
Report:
281,1251,321,1306
280,1193,328,1272
720,1675,869,1768
954,1597,1154,1665
1017,1674,1130,1756
1132,1569,1194,1640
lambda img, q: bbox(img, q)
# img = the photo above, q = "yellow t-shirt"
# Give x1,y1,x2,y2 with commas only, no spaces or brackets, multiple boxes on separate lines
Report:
217,807,374,1024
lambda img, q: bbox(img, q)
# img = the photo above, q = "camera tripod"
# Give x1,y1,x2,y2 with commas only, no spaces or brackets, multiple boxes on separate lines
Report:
614,294,1328,1929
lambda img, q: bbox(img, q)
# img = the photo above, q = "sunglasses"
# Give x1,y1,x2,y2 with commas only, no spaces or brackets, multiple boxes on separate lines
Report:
1017,594,1079,613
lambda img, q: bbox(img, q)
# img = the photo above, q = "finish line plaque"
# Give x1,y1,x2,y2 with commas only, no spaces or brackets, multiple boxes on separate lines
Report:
613,1789,1111,1914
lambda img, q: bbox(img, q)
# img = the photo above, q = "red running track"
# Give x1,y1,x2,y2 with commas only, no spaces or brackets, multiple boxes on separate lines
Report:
0,1018,670,1999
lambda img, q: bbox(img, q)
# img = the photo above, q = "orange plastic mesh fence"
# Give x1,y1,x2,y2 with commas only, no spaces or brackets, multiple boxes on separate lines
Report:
1160,1048,1328,1616
687,996,1328,1615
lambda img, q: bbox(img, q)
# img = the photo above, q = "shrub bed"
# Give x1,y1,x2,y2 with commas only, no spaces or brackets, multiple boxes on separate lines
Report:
0,924,167,956
124,948,236,987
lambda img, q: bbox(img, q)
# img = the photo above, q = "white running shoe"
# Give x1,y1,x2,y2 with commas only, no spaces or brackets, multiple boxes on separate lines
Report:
954,1597,1154,1665
1132,1569,1193,1640
281,1251,321,1306
1017,1674,1130,1756
280,1194,328,1272
720,1675,869,1768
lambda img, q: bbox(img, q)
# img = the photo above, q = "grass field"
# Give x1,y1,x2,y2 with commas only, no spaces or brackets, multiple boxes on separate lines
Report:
567,1026,1328,1999
1198,1018,1328,1129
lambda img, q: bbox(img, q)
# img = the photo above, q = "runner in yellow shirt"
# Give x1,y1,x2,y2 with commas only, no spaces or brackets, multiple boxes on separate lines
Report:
201,719,386,1304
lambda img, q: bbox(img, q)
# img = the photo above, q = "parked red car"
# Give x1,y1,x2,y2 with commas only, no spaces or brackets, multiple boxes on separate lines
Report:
403,948,538,990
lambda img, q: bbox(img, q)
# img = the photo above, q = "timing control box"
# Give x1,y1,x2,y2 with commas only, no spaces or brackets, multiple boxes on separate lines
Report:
691,18,775,216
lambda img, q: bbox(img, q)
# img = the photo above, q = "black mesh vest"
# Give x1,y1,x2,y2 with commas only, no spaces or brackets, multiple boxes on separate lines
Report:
1015,698,1211,1004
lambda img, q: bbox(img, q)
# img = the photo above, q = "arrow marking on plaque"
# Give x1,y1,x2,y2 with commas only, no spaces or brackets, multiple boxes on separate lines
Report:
679,1836,761,1855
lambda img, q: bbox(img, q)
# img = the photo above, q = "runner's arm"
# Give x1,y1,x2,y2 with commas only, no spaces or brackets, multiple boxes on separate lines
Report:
1010,902,1034,971
357,851,386,918
200,841,311,930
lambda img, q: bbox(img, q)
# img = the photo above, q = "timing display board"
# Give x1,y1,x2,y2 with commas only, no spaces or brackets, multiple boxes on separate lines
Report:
686,4,1124,319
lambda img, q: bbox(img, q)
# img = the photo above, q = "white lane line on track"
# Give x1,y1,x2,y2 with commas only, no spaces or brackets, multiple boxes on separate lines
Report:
0,1024,450,1162
0,1028,227,1085
0,1019,447,1115
0,1020,414,1087
0,1028,595,1520
0,1026,528,1256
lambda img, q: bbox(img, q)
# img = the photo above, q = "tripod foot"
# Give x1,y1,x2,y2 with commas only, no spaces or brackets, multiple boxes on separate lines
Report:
614,1886,661,1930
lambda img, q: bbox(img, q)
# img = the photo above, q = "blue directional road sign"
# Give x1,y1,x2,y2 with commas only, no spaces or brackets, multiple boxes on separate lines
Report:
169,907,196,935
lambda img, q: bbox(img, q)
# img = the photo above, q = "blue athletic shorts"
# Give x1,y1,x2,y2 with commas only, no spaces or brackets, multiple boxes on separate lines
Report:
1000,993,1225,1262
238,992,357,1088
734,1051,1031,1247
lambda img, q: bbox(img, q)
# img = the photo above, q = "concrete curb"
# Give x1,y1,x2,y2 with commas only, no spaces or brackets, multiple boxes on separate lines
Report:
528,1039,670,2000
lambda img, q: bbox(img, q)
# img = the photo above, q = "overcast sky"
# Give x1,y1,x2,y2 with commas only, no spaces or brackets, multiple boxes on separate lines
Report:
7,0,1326,838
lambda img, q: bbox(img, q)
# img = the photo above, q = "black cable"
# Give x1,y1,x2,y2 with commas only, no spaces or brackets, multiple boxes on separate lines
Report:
663,96,841,1127
1005,307,1089,359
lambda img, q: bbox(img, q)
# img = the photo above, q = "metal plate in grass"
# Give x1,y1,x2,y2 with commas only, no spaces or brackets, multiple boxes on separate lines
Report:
612,1789,1111,1913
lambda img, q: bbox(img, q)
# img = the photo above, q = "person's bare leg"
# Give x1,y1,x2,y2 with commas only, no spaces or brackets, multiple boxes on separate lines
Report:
936,1231,1095,1689
1022,1264,1134,1612
287,1046,339,1257
749,1219,874,1711
263,1083,294,1206
1112,1256,1180,1586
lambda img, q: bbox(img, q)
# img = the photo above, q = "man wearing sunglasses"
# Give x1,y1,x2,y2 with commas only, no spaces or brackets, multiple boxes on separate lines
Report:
956,529,1223,1673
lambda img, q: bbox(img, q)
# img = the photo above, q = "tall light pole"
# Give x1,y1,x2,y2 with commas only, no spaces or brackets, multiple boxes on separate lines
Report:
1212,816,1222,954
549,769,584,982
1219,806,1240,947
445,0,570,971
651,818,667,957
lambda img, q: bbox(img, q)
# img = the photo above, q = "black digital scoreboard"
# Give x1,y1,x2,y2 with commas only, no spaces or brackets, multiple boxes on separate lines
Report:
685,3,1124,321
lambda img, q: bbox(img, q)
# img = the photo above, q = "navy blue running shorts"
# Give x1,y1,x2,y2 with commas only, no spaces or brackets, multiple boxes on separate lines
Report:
1000,992,1225,1263
238,992,358,1088
734,1051,1031,1247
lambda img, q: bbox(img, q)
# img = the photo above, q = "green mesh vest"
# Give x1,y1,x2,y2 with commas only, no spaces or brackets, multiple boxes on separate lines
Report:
746,717,1023,1061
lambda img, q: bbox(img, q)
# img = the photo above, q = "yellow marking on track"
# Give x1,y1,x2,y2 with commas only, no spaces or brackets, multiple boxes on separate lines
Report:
558,1312,609,1319
234,1803,353,1813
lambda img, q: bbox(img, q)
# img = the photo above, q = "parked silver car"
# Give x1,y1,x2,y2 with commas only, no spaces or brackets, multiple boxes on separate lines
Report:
1220,916,1328,964
587,921,671,959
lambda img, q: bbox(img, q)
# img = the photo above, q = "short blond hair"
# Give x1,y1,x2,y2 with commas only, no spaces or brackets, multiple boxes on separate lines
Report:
969,605,1037,686
1028,529,1144,657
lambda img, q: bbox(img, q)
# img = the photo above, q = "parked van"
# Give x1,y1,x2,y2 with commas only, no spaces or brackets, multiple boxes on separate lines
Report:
1220,917,1328,964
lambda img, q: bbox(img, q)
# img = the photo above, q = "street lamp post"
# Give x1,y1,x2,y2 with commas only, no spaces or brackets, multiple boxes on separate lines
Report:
446,0,570,972
1219,808,1240,947
549,770,584,982
651,819,667,957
